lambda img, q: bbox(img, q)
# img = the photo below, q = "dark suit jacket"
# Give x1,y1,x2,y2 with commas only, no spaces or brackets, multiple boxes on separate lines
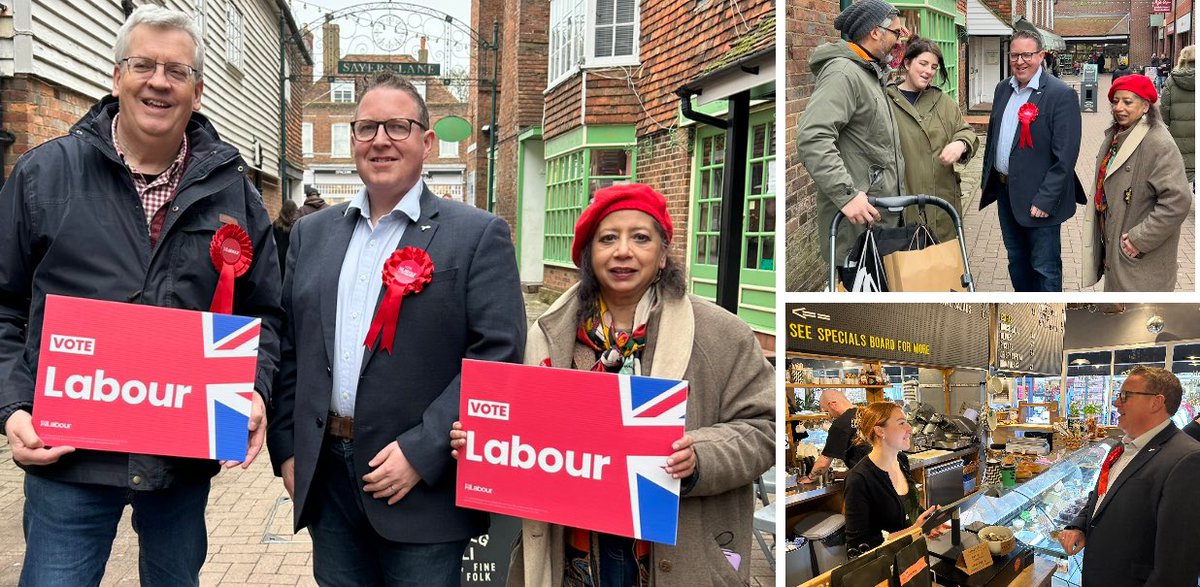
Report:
1068,424,1200,586
980,69,1086,228
267,186,526,543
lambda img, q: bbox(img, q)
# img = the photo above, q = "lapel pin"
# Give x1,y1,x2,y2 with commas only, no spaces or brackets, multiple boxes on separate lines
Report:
420,225,431,231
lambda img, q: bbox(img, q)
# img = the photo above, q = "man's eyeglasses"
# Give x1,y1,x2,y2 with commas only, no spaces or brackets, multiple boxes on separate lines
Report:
119,57,198,83
350,118,427,142
877,25,905,38
1008,52,1041,63
1112,389,1163,404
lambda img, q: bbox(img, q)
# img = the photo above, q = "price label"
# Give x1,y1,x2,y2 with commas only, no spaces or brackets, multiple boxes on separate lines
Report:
956,542,994,575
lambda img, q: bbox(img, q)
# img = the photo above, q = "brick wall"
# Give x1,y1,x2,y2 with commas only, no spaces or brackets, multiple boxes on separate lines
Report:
492,0,549,236
469,0,503,209
785,0,840,292
634,128,692,269
1131,0,1154,66
1,74,96,180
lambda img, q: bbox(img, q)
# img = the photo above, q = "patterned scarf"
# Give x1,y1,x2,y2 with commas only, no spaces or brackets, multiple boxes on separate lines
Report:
576,288,657,375
1094,133,1121,266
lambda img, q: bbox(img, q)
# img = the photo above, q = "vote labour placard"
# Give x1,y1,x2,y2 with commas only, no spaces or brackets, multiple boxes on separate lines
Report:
456,359,687,545
32,295,260,461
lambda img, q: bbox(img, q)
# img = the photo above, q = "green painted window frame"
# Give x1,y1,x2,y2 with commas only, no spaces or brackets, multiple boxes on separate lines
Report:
542,144,636,266
688,109,776,334
894,4,960,100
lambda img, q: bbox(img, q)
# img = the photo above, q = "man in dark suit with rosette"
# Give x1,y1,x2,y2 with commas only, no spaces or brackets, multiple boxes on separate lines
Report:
267,72,526,586
979,30,1085,291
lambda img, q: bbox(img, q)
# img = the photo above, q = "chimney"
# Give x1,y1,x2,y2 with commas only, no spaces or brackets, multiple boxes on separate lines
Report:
419,37,428,64
322,19,340,77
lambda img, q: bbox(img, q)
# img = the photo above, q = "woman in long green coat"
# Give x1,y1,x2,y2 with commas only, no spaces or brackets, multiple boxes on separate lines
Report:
886,38,980,243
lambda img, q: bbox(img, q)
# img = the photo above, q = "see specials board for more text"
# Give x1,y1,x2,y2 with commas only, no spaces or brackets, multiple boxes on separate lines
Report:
32,295,259,461
456,359,687,545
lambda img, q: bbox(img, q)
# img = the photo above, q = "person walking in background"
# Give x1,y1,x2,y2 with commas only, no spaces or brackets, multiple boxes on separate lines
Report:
1111,58,1134,81
273,199,300,278
795,0,909,270
886,37,979,243
298,185,329,217
1082,75,1191,292
978,30,1084,291
1160,45,1194,185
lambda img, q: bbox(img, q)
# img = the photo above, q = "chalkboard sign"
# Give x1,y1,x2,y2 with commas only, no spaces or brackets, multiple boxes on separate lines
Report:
462,515,522,586
994,303,1065,376
1082,64,1098,84
786,303,991,369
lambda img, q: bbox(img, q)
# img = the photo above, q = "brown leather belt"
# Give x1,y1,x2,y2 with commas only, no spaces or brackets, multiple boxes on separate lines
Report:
327,412,354,440
997,172,1008,184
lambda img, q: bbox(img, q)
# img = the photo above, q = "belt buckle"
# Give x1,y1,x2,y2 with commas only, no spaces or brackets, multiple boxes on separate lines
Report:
327,412,354,440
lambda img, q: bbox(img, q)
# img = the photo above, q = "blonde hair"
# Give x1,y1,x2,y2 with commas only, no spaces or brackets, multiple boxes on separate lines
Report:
853,402,902,446
1179,46,1196,69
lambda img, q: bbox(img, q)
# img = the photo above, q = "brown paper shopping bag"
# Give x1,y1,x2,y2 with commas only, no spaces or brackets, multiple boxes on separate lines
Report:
882,238,967,291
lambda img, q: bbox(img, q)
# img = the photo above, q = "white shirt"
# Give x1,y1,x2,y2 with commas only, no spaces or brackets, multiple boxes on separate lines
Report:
1093,417,1174,515
330,180,424,417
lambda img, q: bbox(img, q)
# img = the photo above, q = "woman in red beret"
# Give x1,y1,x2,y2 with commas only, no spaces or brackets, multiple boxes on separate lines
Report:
1082,74,1193,291
452,184,774,586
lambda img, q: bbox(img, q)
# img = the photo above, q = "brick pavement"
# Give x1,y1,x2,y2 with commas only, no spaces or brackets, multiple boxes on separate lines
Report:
959,74,1196,292
0,291,775,586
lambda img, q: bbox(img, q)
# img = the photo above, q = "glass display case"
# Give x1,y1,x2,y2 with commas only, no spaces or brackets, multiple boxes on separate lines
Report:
960,442,1113,558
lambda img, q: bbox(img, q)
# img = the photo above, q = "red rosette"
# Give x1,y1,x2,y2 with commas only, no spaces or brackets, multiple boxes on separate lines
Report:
364,246,434,353
209,224,254,314
1017,103,1039,149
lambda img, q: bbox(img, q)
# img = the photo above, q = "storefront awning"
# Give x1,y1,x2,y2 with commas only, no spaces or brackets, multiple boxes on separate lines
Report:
1014,17,1066,52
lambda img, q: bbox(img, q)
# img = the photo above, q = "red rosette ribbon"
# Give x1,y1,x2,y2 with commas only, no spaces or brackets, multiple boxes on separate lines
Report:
1018,103,1039,149
209,224,254,314
363,246,434,353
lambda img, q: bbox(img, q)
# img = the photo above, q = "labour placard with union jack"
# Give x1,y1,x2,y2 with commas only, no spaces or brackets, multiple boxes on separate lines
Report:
32,295,260,461
456,359,687,544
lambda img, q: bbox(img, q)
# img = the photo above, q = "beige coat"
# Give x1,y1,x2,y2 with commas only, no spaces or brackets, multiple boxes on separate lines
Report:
1082,117,1192,291
507,285,775,586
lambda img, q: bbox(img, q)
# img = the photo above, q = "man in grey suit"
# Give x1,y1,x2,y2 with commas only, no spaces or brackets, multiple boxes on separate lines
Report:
1058,366,1200,586
979,30,1085,291
267,73,526,585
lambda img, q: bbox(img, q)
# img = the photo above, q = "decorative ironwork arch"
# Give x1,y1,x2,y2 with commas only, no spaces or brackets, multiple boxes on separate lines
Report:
286,2,500,209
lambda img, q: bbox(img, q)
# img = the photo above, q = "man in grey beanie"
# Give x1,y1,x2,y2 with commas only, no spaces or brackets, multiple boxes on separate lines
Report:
796,0,909,277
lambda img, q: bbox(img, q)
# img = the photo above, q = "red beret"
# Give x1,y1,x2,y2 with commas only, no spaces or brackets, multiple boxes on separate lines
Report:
571,183,673,267
1109,74,1158,104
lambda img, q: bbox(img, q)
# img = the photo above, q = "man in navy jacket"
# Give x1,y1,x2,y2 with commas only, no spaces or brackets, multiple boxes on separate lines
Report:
980,30,1085,291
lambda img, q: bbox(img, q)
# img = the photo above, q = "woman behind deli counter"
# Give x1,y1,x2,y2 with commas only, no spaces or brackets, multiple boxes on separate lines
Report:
799,390,870,482
843,402,943,556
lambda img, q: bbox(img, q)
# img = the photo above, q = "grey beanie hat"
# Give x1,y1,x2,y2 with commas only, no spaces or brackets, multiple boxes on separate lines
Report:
834,0,900,43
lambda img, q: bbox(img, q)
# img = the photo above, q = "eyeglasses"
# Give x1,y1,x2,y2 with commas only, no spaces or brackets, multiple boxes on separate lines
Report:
1008,52,1041,62
120,57,198,83
877,25,905,38
1111,389,1163,404
350,118,426,142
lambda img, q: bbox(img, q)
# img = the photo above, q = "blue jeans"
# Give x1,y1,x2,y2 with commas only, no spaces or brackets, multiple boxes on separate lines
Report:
597,533,643,587
995,182,1063,291
308,440,469,587
20,473,209,587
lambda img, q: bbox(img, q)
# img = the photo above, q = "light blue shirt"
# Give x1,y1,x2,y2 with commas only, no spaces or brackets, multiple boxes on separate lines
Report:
331,180,424,417
995,67,1044,175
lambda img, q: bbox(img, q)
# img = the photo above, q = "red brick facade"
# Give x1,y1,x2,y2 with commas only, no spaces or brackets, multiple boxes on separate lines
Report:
491,0,550,237
784,0,841,292
468,0,503,210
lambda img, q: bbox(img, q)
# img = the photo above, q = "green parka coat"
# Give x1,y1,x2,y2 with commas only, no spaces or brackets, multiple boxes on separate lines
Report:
886,83,979,243
1159,66,1194,182
796,41,905,264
